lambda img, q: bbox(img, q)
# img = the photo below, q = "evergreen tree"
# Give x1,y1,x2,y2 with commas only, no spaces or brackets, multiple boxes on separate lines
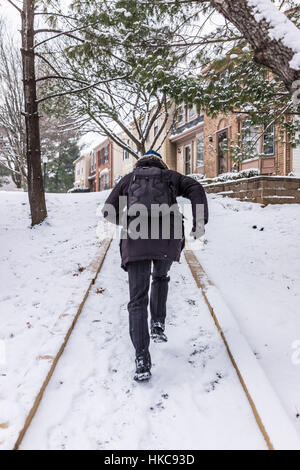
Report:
45,138,79,193
38,0,194,157
37,0,300,159
0,165,10,188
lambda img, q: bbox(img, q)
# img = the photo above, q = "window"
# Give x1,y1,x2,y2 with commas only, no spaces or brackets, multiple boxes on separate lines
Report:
177,104,184,125
242,120,275,157
90,154,95,172
104,146,109,162
76,165,80,176
220,69,230,85
97,151,101,166
104,173,109,189
242,120,260,157
100,173,109,190
262,124,275,155
196,136,204,167
123,140,130,160
184,145,192,175
188,104,197,121
154,118,159,136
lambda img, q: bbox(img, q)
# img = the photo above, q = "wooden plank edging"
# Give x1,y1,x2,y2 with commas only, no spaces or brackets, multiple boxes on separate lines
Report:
184,249,274,451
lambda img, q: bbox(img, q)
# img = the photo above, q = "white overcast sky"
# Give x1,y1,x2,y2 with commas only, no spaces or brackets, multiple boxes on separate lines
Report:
0,0,21,23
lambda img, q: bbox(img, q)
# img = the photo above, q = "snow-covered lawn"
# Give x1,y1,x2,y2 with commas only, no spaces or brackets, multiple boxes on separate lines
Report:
200,195,300,434
0,191,109,450
1,190,300,449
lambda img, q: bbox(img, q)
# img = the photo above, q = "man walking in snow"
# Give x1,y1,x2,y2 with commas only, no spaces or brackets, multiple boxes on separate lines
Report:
103,150,208,381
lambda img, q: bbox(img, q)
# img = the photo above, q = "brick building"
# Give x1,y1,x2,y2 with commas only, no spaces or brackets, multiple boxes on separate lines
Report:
73,106,300,191
203,112,300,178
169,104,204,175
170,107,300,178
93,138,113,191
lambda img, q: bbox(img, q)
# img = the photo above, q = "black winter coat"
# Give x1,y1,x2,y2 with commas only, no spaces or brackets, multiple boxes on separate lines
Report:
103,158,208,270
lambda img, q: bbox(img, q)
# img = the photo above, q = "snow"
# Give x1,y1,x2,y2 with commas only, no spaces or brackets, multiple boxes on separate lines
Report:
1,191,300,449
247,0,300,70
115,8,132,18
19,237,267,450
0,190,109,450
199,169,260,185
199,194,300,437
185,239,300,450
78,133,106,155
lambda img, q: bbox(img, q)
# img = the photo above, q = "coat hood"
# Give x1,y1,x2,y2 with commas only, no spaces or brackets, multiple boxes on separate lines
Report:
134,155,169,170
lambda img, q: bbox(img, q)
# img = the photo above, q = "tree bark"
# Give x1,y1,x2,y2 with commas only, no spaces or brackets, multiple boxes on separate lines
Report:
209,0,300,92
21,0,47,226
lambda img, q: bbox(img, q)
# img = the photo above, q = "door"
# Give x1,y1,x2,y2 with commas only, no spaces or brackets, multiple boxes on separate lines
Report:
184,145,192,175
293,118,300,176
217,129,228,174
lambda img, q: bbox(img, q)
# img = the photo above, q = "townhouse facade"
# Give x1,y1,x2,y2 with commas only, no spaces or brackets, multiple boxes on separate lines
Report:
88,138,114,192
170,106,300,178
203,112,300,178
73,152,92,189
169,104,204,176
73,106,300,191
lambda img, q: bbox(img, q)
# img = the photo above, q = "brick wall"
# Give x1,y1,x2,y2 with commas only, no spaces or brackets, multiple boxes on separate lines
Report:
203,112,291,178
203,112,240,178
204,176,300,204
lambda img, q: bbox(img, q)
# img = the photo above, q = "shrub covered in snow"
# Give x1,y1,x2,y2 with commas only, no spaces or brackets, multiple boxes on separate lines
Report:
187,173,205,182
189,168,260,185
210,168,260,183
67,187,90,193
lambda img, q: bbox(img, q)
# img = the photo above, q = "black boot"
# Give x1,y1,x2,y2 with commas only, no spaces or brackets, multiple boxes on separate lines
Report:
150,321,168,343
134,353,151,382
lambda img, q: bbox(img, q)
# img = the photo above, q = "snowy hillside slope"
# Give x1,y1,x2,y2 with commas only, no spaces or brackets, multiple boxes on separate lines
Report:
1,190,300,449
199,194,300,434
0,191,109,449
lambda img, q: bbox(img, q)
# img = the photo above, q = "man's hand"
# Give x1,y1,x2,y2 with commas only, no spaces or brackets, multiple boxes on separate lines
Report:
190,220,205,239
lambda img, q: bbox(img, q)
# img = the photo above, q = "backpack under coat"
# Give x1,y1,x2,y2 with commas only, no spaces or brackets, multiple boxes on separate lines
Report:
127,166,176,217
102,157,208,270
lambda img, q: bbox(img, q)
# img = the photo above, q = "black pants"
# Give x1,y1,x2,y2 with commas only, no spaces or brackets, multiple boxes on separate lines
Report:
127,259,172,359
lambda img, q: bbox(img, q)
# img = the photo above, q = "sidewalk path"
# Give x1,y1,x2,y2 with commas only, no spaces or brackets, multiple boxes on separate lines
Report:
20,239,266,450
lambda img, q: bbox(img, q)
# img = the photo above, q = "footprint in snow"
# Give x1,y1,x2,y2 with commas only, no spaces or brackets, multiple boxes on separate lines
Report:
188,343,214,369
186,299,196,306
204,372,225,393
149,401,165,414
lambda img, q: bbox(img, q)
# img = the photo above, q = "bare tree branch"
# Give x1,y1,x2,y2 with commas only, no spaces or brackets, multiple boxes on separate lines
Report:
6,0,22,14
36,75,129,104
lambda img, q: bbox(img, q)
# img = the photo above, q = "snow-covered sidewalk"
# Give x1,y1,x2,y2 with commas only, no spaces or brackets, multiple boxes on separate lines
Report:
19,238,267,450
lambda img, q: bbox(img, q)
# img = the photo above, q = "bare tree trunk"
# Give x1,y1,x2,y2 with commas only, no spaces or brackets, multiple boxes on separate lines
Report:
21,0,47,225
11,167,22,188
209,0,300,92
